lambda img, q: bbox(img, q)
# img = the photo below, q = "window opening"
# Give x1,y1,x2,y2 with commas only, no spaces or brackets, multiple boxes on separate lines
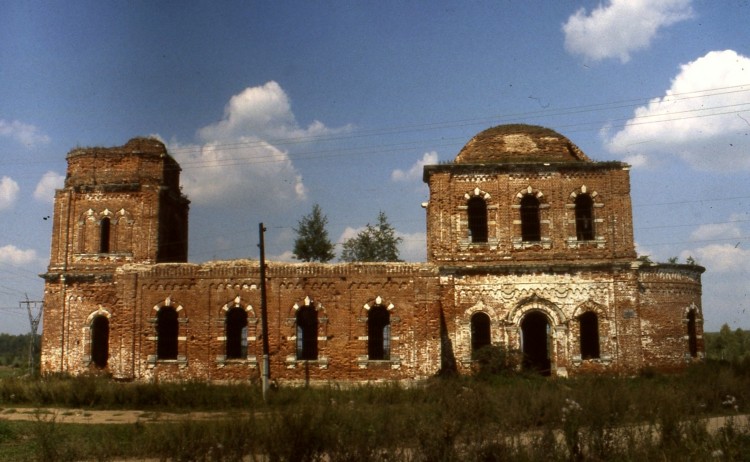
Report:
687,309,698,358
226,307,248,359
470,312,491,358
296,305,318,360
579,312,600,359
520,195,541,242
575,194,595,241
100,217,111,253
157,306,178,360
368,305,391,360
467,196,488,243
521,311,551,375
91,315,109,368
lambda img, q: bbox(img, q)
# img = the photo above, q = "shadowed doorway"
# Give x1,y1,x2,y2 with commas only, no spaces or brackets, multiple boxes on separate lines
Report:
521,311,551,376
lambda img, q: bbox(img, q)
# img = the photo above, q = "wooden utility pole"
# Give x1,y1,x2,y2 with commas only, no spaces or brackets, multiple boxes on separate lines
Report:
258,223,271,401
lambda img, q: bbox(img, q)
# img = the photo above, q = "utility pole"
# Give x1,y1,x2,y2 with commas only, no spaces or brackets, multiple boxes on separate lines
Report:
20,295,43,376
258,223,271,401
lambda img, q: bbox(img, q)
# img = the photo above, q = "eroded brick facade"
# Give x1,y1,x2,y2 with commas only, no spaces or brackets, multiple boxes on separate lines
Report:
41,126,705,383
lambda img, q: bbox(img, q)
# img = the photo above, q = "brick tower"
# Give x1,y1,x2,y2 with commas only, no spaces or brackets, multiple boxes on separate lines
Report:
41,138,189,372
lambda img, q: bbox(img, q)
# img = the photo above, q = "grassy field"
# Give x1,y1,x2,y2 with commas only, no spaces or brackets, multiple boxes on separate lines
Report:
0,360,748,461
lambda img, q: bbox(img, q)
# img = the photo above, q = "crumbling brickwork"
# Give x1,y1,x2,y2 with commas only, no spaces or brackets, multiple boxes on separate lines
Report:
41,126,705,383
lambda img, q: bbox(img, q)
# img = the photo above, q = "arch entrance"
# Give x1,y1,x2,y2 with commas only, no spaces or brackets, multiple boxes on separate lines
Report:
521,311,551,375
91,315,109,369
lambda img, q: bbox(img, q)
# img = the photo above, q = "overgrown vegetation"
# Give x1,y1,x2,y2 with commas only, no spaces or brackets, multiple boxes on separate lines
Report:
0,334,39,372
705,324,750,362
0,360,747,460
0,333,747,459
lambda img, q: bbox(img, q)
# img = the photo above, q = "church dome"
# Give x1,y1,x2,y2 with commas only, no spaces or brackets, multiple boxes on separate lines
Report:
455,124,591,164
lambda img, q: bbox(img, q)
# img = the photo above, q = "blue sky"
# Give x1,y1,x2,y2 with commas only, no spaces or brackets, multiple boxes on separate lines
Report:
1,0,748,333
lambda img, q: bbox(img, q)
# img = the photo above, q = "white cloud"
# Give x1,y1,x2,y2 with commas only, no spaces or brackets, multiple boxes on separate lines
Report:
169,82,350,206
623,153,649,169
606,50,750,170
33,171,65,203
391,151,438,182
0,176,19,210
198,81,351,143
397,231,426,262
337,226,364,244
0,245,38,265
563,0,693,63
681,244,750,273
0,119,50,147
690,222,742,242
171,138,306,205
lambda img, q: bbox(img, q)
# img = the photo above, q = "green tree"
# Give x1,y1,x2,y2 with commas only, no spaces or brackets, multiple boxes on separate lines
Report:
292,204,335,262
340,211,402,262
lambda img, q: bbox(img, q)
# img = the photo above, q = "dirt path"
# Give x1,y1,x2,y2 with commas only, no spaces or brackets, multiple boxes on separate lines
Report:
0,407,234,425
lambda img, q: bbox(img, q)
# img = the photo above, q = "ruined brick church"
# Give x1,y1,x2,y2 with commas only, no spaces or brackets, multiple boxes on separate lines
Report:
40,125,705,383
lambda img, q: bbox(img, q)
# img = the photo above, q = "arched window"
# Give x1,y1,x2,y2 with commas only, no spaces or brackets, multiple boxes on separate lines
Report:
520,195,541,242
467,196,488,243
687,309,698,358
575,194,595,241
470,312,491,358
226,307,248,359
296,305,318,360
368,305,391,360
579,312,600,359
99,217,111,253
157,306,178,360
91,315,109,368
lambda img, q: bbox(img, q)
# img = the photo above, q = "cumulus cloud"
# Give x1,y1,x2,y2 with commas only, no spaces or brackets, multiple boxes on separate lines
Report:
681,244,750,273
0,119,50,147
622,153,650,169
0,245,38,265
391,151,438,182
33,171,65,203
169,81,349,206
171,138,307,205
563,0,693,63
690,221,742,242
0,176,19,210
397,231,427,262
605,50,750,170
198,81,351,143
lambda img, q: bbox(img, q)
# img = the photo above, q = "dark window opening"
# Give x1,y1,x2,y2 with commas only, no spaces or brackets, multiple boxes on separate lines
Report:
157,306,178,360
575,194,595,241
91,315,109,369
579,311,600,359
296,305,318,360
100,217,111,253
471,312,491,358
467,196,488,243
226,308,248,359
521,311,551,375
520,195,541,242
687,309,698,358
368,305,391,360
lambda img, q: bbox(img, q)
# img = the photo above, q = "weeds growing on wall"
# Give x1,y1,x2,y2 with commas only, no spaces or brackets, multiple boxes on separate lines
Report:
0,360,747,460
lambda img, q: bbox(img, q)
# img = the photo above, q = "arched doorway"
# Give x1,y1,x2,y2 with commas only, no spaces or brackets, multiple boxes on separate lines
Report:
521,311,551,375
90,315,109,369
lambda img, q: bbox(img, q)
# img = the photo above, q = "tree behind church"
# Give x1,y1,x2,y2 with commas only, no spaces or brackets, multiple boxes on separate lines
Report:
340,211,402,262
292,204,336,262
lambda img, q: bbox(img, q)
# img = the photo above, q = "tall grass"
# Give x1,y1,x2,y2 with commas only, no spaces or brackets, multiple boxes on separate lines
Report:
0,360,747,460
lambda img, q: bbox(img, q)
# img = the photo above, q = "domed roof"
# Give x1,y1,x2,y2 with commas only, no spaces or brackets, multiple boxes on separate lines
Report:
455,124,591,164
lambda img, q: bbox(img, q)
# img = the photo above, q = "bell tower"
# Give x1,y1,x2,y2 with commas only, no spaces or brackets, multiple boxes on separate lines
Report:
46,137,189,275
